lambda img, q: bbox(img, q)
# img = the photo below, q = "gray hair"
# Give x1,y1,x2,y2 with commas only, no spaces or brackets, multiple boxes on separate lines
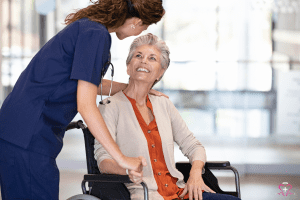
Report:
126,33,170,86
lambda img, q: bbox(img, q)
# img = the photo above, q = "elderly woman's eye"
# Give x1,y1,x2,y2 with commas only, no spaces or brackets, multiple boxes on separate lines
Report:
136,54,141,58
150,57,156,61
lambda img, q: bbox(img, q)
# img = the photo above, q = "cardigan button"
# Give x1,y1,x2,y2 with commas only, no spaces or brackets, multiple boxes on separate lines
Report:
154,159,157,162
148,130,151,133
165,184,168,187
152,144,155,148
158,172,161,175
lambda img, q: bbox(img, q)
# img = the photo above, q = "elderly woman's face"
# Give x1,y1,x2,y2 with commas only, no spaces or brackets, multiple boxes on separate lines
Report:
127,44,165,85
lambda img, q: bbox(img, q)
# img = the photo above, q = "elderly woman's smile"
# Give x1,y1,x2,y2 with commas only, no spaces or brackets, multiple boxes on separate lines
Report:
136,68,150,73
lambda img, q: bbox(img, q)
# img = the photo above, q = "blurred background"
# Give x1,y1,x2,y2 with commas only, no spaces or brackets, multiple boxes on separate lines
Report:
0,0,300,199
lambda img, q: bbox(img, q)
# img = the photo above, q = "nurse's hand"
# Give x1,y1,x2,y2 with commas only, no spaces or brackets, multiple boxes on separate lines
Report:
119,156,147,175
149,89,169,98
128,169,144,184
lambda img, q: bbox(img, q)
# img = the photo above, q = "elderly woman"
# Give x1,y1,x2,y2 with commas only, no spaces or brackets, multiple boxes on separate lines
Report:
94,34,241,200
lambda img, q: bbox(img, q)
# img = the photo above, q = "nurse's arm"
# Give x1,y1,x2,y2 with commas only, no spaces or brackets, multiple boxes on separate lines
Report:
77,80,146,172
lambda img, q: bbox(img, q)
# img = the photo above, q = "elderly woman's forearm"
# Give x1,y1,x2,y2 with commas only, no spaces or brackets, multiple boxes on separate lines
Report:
190,160,205,175
100,159,127,175
97,79,127,96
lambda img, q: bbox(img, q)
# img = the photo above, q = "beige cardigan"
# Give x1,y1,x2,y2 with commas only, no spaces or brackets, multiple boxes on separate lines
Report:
94,91,206,198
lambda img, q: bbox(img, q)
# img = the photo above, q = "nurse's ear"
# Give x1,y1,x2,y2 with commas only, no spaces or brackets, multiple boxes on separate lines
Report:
131,18,143,27
135,19,144,27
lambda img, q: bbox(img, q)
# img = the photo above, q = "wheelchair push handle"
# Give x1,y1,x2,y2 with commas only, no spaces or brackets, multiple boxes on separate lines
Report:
66,120,86,131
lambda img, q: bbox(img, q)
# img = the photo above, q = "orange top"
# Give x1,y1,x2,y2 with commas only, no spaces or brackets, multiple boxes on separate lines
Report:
124,92,189,200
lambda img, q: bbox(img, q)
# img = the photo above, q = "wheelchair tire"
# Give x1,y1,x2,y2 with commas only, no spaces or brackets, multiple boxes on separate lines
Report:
66,194,101,200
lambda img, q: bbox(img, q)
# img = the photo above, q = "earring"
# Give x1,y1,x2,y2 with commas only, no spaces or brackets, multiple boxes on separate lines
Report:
131,24,135,29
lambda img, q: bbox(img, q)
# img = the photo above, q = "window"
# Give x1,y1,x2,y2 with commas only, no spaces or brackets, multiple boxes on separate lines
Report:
0,0,284,138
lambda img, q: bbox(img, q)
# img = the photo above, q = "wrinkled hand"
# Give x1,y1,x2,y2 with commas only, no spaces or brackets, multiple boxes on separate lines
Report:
179,173,215,200
149,89,169,98
118,156,147,176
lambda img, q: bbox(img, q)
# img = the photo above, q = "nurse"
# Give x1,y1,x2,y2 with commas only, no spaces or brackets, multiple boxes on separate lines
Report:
0,0,164,199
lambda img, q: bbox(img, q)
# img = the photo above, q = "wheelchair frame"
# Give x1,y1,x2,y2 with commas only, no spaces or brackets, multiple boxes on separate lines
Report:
66,120,241,200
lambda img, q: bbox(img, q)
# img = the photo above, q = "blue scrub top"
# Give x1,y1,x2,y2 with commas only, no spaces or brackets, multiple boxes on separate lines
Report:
0,18,111,158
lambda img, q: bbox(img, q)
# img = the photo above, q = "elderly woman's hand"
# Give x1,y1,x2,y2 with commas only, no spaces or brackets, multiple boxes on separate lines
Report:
179,174,215,200
149,89,169,98
179,161,215,200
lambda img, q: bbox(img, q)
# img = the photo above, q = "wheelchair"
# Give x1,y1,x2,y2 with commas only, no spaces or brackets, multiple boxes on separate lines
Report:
66,120,241,200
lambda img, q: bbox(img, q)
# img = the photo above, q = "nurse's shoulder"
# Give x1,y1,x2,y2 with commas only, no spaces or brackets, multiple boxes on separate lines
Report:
54,18,111,58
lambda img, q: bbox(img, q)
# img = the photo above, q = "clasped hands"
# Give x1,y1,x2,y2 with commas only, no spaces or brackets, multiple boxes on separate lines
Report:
119,156,147,184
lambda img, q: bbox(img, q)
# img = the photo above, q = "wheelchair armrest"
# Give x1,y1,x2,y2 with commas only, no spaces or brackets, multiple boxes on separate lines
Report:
82,174,132,194
82,174,150,200
83,174,132,183
176,161,234,172
205,161,230,168
176,161,231,168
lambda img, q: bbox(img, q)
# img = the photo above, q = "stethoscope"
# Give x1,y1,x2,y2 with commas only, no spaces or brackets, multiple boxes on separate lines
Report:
99,53,114,105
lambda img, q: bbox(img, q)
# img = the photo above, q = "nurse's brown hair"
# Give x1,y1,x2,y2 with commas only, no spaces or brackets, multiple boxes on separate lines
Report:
64,0,164,29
